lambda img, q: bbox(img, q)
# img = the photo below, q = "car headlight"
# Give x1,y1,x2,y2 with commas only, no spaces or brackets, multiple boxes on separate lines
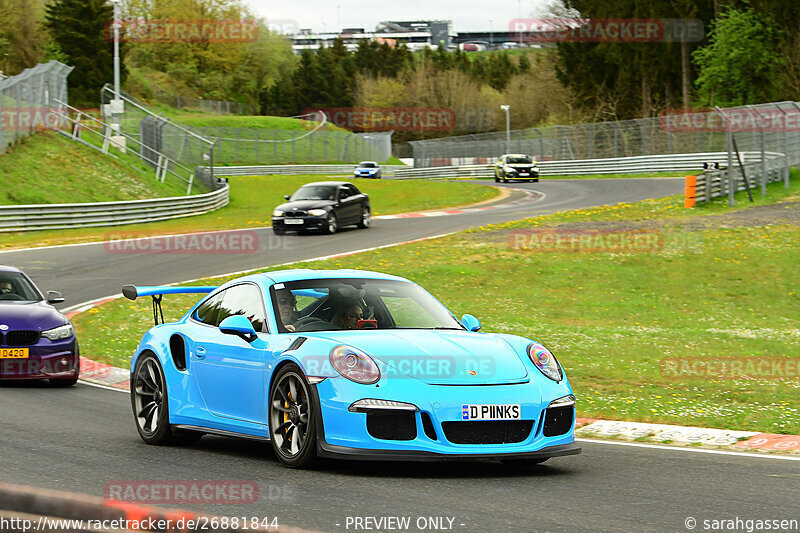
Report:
527,343,562,381
273,209,283,217
308,208,327,217
330,345,380,384
42,324,73,341
505,167,517,173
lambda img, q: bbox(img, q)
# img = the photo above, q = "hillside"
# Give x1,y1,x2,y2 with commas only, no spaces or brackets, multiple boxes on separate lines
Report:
0,131,195,205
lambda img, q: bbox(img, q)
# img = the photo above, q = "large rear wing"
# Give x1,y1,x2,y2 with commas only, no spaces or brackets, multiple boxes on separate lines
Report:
122,284,217,325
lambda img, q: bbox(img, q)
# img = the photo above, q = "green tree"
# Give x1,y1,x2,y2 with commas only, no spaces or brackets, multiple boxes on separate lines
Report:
44,0,122,105
0,0,47,75
692,6,782,106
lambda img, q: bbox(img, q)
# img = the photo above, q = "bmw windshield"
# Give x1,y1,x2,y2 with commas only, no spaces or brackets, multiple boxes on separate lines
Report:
271,278,465,333
0,272,42,303
291,185,337,201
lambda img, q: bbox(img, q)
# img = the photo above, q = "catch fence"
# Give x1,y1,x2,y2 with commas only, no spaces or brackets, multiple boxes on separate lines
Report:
0,61,73,154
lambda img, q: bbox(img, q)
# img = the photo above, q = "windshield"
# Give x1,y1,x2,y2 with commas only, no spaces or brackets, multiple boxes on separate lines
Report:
291,185,337,201
508,156,532,164
271,278,464,333
0,272,42,303
358,162,377,168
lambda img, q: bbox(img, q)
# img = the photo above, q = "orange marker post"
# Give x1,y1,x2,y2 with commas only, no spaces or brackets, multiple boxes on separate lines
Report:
684,175,697,208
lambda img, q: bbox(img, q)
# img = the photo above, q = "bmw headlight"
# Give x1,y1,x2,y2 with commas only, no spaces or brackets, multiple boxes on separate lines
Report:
308,208,327,217
527,343,562,381
273,209,284,217
42,324,74,341
330,345,380,384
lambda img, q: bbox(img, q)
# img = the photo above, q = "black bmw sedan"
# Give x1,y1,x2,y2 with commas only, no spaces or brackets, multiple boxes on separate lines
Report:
272,181,371,235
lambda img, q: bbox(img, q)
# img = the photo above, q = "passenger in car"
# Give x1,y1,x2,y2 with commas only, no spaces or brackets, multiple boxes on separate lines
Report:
331,300,364,330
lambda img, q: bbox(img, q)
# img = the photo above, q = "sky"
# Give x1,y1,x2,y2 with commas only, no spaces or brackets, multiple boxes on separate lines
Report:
244,0,554,34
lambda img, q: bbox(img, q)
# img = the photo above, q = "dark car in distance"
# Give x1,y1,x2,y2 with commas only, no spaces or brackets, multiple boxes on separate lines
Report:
272,181,371,235
0,265,79,386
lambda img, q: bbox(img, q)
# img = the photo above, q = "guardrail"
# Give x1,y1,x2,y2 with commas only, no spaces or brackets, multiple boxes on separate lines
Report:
0,183,229,233
684,151,788,206
209,164,409,177
393,152,738,179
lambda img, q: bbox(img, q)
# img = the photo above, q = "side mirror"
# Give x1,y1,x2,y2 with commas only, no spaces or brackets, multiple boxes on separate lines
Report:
219,315,257,342
461,314,481,332
47,290,65,304
284,194,291,201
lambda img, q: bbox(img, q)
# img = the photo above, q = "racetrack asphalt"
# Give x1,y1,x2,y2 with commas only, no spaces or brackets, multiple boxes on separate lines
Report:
0,382,798,533
8,177,796,532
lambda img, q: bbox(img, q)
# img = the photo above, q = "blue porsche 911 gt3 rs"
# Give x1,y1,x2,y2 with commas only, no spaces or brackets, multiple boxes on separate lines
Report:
124,269,580,468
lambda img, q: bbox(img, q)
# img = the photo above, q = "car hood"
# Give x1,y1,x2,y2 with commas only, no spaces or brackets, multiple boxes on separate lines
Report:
313,329,529,385
276,200,336,211
0,301,68,330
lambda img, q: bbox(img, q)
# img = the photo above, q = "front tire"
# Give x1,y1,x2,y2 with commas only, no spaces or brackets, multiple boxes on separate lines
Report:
273,225,286,236
131,352,201,445
269,365,317,468
357,207,371,229
325,213,338,235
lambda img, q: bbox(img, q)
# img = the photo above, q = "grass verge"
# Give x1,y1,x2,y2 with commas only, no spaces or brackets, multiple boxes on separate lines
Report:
1,176,499,250
73,174,800,434
0,131,190,204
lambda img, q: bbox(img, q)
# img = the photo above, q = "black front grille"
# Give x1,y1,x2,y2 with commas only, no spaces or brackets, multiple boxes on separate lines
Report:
5,330,40,346
543,406,574,437
442,420,534,444
366,411,417,441
285,210,306,217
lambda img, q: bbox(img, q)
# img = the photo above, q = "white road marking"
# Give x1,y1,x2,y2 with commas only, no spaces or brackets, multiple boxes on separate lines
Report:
577,438,800,461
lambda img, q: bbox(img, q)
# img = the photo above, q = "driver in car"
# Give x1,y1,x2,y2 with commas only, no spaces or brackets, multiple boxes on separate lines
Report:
275,288,297,332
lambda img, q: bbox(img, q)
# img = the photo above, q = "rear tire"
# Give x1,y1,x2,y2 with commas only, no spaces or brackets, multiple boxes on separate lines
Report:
131,353,201,445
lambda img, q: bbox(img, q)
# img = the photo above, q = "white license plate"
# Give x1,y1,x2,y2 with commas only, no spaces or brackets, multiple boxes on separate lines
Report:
461,404,521,420
284,219,304,225
519,172,529,176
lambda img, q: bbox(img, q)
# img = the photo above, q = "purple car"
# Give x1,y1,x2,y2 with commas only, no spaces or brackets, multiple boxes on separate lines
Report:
0,266,79,386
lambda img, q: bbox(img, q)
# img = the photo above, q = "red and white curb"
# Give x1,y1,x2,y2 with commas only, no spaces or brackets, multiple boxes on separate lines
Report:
375,189,541,219
576,418,800,454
